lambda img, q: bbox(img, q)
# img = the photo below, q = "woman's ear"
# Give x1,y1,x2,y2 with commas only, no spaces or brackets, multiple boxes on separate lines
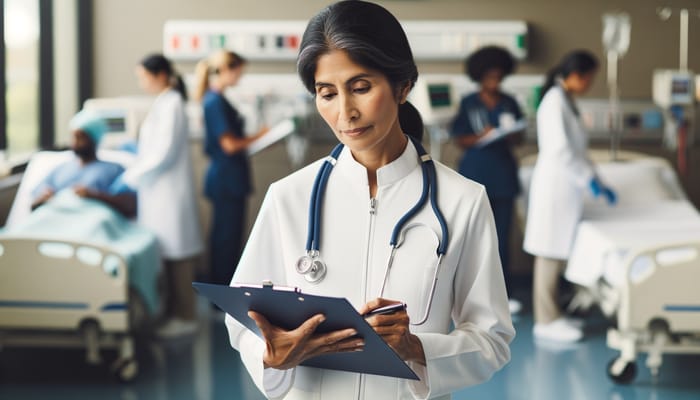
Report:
397,83,411,104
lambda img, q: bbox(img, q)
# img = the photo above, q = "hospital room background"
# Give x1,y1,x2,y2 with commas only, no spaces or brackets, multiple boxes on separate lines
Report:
1,0,699,399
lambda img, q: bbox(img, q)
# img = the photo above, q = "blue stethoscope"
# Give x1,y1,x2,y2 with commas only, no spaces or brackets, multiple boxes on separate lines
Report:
295,136,449,325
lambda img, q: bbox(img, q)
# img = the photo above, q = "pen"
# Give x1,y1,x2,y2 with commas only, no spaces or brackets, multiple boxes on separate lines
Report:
362,302,406,318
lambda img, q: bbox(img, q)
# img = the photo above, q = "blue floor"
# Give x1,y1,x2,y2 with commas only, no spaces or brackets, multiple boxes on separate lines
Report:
1,300,699,400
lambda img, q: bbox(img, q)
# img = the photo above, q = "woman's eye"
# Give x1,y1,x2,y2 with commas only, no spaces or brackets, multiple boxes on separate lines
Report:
316,89,336,100
353,86,370,94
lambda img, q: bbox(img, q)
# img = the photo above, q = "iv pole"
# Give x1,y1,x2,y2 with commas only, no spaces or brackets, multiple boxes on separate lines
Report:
602,12,630,162
657,7,699,175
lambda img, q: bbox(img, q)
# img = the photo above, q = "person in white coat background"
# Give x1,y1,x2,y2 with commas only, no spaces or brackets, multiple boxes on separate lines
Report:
121,53,203,338
225,1,514,399
523,50,616,343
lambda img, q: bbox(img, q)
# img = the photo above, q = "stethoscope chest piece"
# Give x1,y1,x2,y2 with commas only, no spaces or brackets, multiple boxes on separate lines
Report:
295,251,327,283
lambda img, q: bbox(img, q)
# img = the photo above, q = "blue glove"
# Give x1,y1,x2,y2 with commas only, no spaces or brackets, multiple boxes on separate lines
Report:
589,178,602,197
589,178,616,205
119,139,138,154
602,186,617,205
108,173,135,195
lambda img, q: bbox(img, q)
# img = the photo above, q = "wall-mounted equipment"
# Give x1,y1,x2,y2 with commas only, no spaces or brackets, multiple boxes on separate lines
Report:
163,20,528,62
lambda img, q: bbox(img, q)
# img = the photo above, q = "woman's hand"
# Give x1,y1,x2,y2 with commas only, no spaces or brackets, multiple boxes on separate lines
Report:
359,298,426,366
247,311,364,370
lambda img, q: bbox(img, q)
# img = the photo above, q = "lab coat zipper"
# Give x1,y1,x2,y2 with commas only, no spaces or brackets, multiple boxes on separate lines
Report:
359,196,377,400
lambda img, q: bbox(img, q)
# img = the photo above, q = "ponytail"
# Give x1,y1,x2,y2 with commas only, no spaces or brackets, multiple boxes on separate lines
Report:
172,75,188,101
399,101,424,142
193,59,211,102
540,66,562,103
140,53,188,100
193,50,247,102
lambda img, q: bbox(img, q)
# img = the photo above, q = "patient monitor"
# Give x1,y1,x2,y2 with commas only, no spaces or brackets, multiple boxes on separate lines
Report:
410,76,461,126
82,96,154,148
653,70,695,107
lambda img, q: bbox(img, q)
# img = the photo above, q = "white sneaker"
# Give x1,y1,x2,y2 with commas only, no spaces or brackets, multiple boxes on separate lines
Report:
564,316,584,329
508,299,522,315
533,317,583,343
156,318,198,339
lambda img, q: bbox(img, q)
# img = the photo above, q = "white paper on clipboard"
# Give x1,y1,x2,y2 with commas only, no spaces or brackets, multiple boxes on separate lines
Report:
474,119,527,148
247,118,296,155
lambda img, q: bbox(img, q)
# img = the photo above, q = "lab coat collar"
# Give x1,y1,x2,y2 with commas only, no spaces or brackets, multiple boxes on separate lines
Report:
336,137,420,189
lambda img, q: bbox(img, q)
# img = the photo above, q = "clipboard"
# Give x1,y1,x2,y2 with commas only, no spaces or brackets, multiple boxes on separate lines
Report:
474,119,527,148
246,119,295,155
192,281,419,380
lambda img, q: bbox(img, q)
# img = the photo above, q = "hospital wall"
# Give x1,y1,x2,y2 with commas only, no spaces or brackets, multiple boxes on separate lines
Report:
86,0,700,278
92,0,700,99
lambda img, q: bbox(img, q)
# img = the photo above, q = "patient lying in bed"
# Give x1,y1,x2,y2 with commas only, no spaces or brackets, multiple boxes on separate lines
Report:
31,110,136,218
1,110,160,314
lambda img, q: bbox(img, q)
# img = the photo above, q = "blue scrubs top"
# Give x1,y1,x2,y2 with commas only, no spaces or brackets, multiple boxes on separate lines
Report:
202,90,251,199
32,158,125,200
450,92,522,199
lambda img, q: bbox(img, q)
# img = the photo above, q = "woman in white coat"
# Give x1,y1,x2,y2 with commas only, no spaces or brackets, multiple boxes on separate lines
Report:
123,54,203,338
523,50,616,343
225,2,514,399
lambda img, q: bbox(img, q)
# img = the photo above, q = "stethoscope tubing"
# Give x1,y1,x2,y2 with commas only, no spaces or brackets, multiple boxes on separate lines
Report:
299,136,449,325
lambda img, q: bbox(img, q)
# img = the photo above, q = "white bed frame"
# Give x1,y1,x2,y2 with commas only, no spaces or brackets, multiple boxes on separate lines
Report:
605,241,700,384
0,238,146,381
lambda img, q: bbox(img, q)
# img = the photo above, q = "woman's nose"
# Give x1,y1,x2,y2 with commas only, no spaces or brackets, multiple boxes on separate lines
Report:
339,93,359,122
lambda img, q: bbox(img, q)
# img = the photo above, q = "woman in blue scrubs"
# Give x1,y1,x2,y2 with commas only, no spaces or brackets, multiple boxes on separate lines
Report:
193,50,268,286
450,46,524,314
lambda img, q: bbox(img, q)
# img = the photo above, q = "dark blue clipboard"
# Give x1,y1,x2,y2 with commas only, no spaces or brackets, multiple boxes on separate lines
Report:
192,281,419,380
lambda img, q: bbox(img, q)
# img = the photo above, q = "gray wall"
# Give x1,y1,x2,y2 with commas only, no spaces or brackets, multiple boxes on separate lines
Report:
93,0,700,99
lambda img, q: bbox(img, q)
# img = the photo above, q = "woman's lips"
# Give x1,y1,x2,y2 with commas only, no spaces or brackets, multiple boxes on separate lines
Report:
340,126,370,137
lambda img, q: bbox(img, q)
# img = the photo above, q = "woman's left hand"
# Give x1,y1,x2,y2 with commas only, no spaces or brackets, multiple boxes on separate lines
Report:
359,298,426,365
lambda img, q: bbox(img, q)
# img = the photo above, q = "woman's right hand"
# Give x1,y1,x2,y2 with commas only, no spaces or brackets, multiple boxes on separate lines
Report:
255,126,271,140
247,311,364,370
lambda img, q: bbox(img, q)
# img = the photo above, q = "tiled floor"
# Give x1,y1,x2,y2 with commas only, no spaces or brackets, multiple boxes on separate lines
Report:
1,298,699,400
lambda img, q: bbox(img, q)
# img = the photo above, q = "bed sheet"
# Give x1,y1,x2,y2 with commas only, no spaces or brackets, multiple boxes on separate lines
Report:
1,190,160,313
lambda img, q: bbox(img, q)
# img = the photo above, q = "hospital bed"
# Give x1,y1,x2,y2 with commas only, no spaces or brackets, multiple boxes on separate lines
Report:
0,149,160,382
518,150,700,384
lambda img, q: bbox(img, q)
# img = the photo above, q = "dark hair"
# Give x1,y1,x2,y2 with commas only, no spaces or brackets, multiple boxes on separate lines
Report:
140,53,188,101
465,46,516,83
297,0,423,141
540,50,598,102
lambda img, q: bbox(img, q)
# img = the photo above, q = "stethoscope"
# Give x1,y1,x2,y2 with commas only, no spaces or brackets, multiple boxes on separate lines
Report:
295,135,449,325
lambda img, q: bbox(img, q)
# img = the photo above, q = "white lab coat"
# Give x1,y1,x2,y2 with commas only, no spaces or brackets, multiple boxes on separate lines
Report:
226,140,514,400
523,85,596,259
122,89,203,259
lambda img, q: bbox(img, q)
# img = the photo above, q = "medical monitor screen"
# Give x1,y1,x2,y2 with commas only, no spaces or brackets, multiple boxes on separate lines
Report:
671,78,691,96
427,84,451,108
95,110,127,134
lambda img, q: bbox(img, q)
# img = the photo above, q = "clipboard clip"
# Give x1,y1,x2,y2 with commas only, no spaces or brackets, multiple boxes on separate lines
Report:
233,280,302,294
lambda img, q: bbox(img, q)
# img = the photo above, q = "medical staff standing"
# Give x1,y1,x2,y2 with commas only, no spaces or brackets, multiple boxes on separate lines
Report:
193,50,269,287
450,46,524,315
226,2,514,399
524,50,616,343
122,53,203,338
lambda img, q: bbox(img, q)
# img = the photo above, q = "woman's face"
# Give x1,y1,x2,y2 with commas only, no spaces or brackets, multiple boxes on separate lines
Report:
135,65,167,94
565,70,597,95
314,50,406,162
219,64,244,88
480,68,503,93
